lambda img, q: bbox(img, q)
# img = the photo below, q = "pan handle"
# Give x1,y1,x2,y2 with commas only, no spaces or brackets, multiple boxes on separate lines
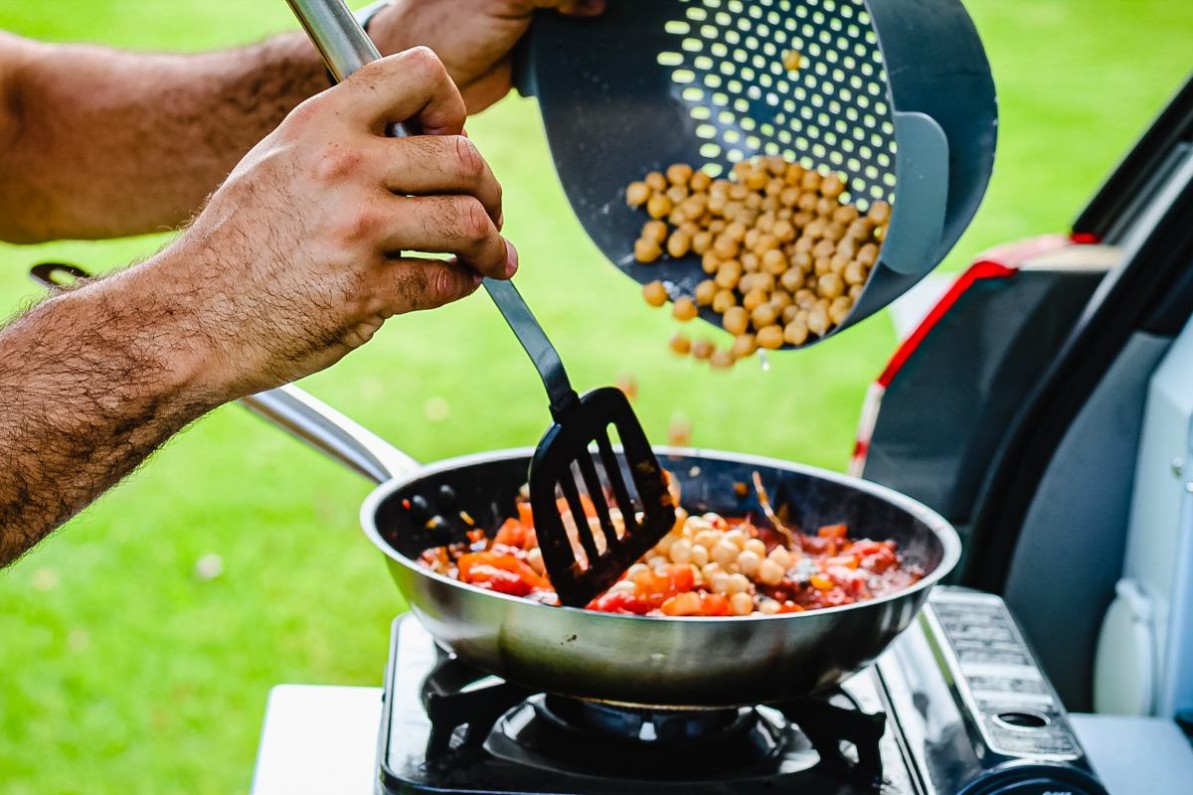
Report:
241,386,421,485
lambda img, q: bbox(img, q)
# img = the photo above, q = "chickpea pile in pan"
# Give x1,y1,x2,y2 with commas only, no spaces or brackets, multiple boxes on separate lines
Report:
629,156,890,368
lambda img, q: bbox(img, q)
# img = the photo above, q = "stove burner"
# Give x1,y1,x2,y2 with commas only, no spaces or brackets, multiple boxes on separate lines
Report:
537,696,753,743
415,651,885,784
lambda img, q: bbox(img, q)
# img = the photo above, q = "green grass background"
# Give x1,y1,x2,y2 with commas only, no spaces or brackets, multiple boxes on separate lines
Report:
0,1,1189,792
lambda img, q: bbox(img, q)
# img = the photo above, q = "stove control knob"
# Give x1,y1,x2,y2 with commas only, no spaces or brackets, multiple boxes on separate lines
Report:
961,765,1108,795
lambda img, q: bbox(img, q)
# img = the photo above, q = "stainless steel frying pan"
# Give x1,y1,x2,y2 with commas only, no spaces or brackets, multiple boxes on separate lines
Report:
243,385,960,708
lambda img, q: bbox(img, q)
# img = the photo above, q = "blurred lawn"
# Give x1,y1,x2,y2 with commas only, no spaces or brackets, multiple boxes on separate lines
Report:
0,2,1189,793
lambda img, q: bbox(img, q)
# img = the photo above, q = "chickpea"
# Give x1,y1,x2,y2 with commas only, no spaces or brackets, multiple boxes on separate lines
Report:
710,572,732,594
634,237,662,264
791,251,813,273
818,272,846,300
646,192,673,220
744,192,763,210
690,170,712,192
784,315,812,345
868,200,892,225
712,234,740,260
773,219,797,243
730,591,755,616
798,192,819,212
792,210,814,228
782,304,800,325
527,547,545,575
744,538,767,557
824,222,847,243
642,219,669,243
695,279,718,306
829,296,853,326
753,234,780,258
691,339,715,360
679,221,700,237
647,555,667,569
707,193,728,215
666,163,694,186
844,260,867,286
709,348,735,370
724,220,748,243
666,185,689,206
770,290,793,311
680,194,708,222
737,549,762,578
755,213,776,234
820,173,845,199
741,288,767,313
643,280,668,307
782,48,803,72
702,251,721,275
626,181,651,208
712,289,737,313
743,227,761,252
795,289,818,310
813,239,836,260
692,230,713,255
759,598,782,615
768,546,793,569
784,162,806,185
728,183,749,201
751,303,780,330
722,306,750,336
712,540,739,568
793,235,815,254
693,529,720,550
849,283,865,301
726,573,751,594
690,543,710,568
814,257,833,276
608,579,636,595
741,252,761,273
667,229,692,259
836,236,858,262
765,177,785,197
672,296,698,322
756,325,785,350
744,169,769,191
781,267,805,293
807,306,830,336
715,260,743,290
857,243,879,267
832,205,859,225
780,187,801,208
667,206,686,227
668,332,692,357
757,558,786,586
800,170,822,193
731,334,758,360
847,217,875,240
645,171,668,191
815,197,837,217
761,249,787,276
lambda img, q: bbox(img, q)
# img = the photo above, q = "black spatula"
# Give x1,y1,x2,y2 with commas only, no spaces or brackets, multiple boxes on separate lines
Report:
286,0,676,607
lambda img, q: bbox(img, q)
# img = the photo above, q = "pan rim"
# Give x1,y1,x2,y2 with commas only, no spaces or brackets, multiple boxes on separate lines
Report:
359,446,962,624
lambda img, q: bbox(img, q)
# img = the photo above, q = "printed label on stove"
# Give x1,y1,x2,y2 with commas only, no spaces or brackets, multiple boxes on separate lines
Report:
924,591,1083,762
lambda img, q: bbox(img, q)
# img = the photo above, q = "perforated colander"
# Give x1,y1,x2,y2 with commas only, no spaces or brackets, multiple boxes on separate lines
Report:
516,0,996,345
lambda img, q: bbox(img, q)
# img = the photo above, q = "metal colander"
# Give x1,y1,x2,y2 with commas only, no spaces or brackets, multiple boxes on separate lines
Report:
517,0,997,345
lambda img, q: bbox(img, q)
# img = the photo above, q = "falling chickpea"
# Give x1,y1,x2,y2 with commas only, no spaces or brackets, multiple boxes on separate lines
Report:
672,296,698,322
643,280,668,307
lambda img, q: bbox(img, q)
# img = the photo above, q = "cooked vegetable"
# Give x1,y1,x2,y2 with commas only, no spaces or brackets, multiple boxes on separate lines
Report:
417,476,921,617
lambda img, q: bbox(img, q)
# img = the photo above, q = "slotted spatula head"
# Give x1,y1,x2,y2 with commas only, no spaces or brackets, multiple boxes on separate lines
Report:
530,387,676,607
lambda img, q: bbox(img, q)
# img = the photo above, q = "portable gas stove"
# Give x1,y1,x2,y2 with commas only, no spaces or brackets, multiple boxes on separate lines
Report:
252,589,1113,794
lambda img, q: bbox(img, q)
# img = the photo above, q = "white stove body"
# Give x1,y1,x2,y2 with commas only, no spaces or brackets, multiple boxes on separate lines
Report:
1095,313,1193,718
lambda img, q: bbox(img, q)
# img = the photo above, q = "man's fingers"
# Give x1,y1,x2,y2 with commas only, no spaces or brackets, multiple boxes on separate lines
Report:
373,257,483,316
380,195,514,280
375,135,502,225
333,47,466,136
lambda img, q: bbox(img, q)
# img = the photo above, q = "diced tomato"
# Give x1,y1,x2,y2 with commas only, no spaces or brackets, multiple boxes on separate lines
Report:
465,565,533,596
457,551,549,591
776,601,805,614
699,592,731,616
825,555,859,569
849,539,898,573
493,518,528,548
588,590,655,615
632,565,696,600
516,501,535,528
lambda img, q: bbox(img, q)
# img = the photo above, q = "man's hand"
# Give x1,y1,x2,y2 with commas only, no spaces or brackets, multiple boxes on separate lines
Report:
155,46,514,398
0,47,512,564
370,0,606,113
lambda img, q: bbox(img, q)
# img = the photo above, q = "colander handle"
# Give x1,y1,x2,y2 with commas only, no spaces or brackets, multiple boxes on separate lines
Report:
879,112,950,277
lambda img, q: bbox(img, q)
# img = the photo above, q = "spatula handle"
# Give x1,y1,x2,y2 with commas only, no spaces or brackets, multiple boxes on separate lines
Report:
287,0,580,418
484,278,577,417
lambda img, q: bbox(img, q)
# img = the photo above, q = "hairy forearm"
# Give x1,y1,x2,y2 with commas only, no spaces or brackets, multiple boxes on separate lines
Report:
0,255,222,565
0,30,329,243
